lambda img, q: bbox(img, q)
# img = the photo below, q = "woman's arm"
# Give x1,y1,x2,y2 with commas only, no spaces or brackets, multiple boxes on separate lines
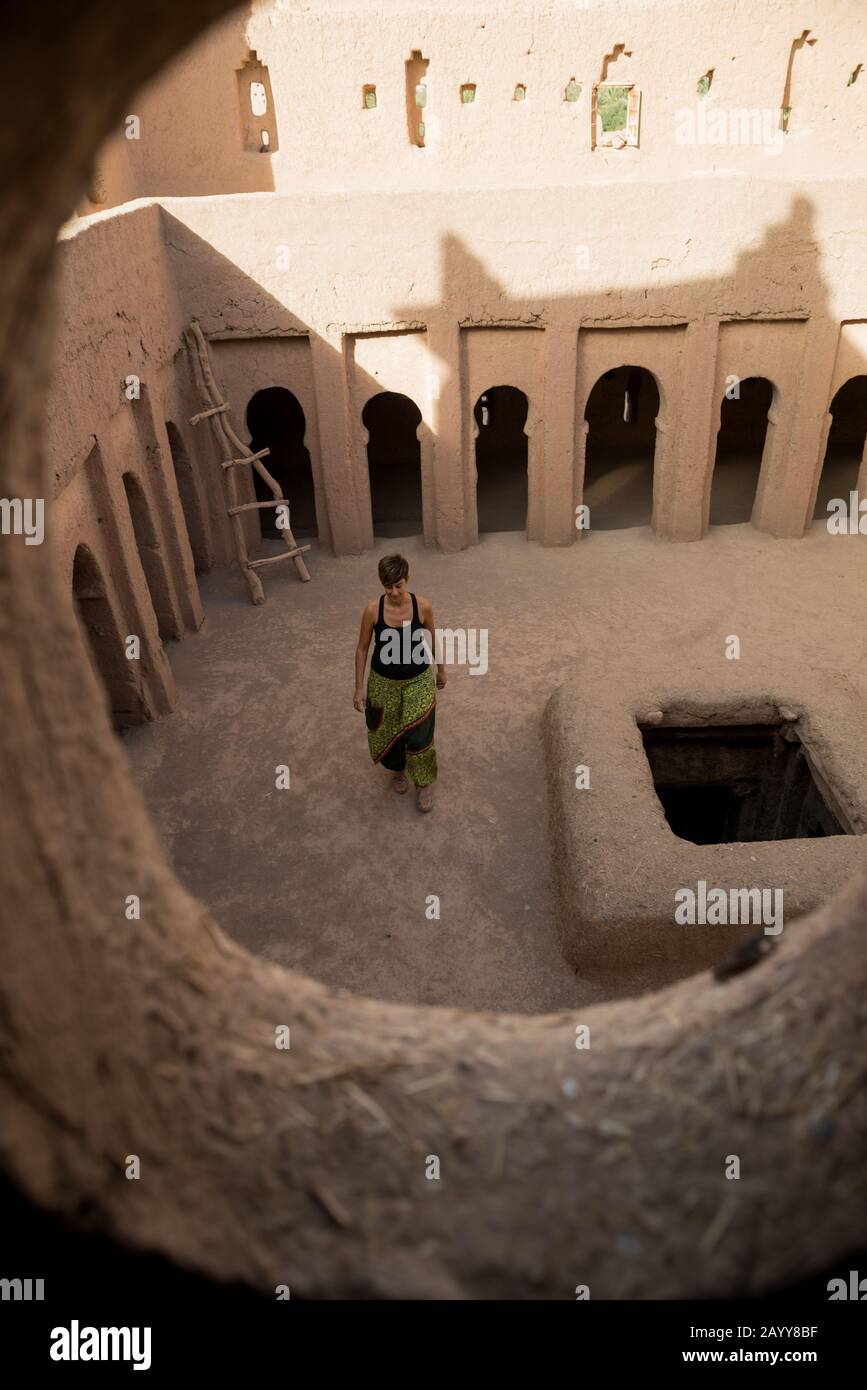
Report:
420,596,446,689
354,603,375,710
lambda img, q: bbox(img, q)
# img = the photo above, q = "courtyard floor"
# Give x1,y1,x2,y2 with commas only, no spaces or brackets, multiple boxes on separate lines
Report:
123,517,867,1013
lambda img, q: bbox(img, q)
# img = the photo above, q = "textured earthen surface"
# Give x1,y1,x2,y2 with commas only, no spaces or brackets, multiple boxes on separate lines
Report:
123,525,867,1018
546,658,867,994
0,0,865,1300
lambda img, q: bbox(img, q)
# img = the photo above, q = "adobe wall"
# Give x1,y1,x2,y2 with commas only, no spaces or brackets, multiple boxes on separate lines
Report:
56,175,867,564
4,0,867,1305
50,174,867,695
80,0,867,210
51,205,206,721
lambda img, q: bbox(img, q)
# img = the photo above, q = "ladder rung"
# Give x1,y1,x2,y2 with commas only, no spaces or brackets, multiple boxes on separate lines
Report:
248,546,312,569
228,499,290,515
222,447,271,469
188,316,312,597
190,402,230,426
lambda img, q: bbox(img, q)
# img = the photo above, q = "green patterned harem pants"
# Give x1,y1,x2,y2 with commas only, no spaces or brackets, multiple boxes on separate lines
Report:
365,666,437,788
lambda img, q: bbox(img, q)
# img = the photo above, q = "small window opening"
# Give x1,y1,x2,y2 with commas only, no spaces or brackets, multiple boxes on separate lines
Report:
514,83,527,102
599,85,628,131
697,70,714,98
363,84,377,109
460,83,476,104
406,50,429,147
564,78,581,102
593,84,640,147
238,53,278,153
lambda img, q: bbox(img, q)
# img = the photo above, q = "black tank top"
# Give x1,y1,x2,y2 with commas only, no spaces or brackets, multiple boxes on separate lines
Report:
371,592,432,679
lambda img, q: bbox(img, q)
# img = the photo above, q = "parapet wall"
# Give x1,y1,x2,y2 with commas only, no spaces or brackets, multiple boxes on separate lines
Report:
80,0,867,211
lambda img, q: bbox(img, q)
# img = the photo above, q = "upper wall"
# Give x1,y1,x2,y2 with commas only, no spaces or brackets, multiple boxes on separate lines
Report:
159,179,867,332
78,0,867,211
51,204,183,492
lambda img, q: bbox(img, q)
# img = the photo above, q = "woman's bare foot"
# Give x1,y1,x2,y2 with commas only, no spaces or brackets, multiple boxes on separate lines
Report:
417,785,434,813
392,772,409,794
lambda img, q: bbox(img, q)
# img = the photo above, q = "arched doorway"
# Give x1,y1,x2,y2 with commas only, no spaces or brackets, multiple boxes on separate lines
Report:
362,391,423,537
583,366,659,529
72,544,145,729
813,376,867,521
709,376,773,525
246,387,317,538
122,473,179,640
474,385,528,533
165,421,210,572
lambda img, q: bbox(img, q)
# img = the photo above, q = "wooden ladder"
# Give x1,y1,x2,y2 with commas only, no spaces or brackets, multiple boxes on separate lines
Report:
187,319,311,604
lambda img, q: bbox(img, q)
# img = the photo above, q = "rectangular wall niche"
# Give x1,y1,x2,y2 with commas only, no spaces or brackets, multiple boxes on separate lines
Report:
640,721,849,844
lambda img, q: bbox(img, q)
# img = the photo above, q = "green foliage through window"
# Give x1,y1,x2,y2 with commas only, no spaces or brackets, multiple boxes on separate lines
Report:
597,85,629,131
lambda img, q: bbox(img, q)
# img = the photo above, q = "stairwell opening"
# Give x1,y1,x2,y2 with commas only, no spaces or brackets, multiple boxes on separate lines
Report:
639,720,850,844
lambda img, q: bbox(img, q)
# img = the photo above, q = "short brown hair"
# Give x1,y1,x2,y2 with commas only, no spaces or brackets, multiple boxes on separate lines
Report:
378,553,409,586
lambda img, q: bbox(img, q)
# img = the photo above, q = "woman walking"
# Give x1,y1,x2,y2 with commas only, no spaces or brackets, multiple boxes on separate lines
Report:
354,553,446,812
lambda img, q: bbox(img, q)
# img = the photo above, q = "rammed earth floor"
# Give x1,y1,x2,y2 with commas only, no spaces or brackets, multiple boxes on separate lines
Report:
124,521,867,1013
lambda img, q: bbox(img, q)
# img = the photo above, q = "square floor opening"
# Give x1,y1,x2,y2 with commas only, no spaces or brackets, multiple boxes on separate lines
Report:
639,721,849,844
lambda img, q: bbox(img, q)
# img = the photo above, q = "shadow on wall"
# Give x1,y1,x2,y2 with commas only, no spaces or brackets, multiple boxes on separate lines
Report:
82,13,277,210
163,194,867,560
161,207,434,559
73,194,867,728
386,195,867,543
61,206,438,725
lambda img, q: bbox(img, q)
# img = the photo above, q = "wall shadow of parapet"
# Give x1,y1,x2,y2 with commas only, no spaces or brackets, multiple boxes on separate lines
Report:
389,192,866,550
78,5,277,214
50,189,867,728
